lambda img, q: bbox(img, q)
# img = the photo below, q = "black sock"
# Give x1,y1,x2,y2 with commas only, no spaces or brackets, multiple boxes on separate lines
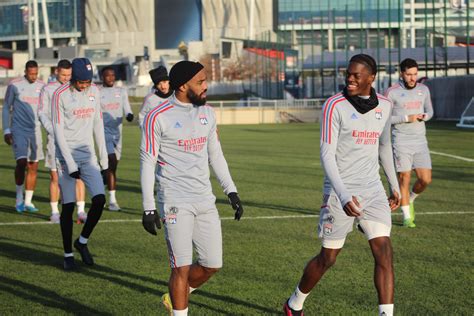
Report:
81,194,105,239
60,203,75,253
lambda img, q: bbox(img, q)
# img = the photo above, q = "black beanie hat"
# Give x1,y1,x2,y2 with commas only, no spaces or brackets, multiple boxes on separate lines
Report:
149,66,169,85
169,61,204,90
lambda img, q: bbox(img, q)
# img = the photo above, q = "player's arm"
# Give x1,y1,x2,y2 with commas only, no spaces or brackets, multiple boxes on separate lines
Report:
139,112,162,234
38,88,54,135
93,90,108,171
138,97,151,128
122,88,134,122
320,102,359,215
52,90,78,173
385,91,409,124
379,107,401,210
2,84,14,142
422,86,434,121
207,110,243,220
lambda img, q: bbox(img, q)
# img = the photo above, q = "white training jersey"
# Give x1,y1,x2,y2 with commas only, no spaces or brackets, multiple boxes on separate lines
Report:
51,83,108,174
140,95,237,210
384,81,433,146
320,92,400,207
99,86,132,139
138,91,169,128
3,77,45,134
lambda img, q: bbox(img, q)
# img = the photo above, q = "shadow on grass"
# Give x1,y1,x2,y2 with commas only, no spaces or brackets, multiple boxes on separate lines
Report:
0,239,275,313
0,203,50,221
216,198,316,215
0,276,110,315
0,189,50,204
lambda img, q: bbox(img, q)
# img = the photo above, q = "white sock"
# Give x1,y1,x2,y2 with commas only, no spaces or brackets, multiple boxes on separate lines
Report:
401,205,410,220
379,304,394,316
79,235,88,244
109,190,117,204
25,190,34,206
64,253,74,258
16,185,24,204
77,201,85,213
50,202,59,214
172,308,188,316
288,286,309,311
189,286,197,294
409,191,419,203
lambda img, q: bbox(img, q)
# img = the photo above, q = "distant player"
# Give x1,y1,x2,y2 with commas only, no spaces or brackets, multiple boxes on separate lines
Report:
52,58,108,270
385,58,433,228
140,61,244,316
38,59,87,223
99,66,134,211
2,60,45,213
138,66,172,128
284,54,400,316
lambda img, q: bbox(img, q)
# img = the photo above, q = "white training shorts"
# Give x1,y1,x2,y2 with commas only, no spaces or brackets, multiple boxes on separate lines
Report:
393,142,432,172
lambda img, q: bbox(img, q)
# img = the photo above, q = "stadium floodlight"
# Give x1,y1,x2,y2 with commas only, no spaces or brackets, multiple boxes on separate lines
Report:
457,97,474,128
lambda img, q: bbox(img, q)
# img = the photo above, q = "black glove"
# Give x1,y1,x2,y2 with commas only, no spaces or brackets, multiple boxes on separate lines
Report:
142,210,162,235
126,113,134,122
228,192,244,221
101,169,108,184
69,169,81,179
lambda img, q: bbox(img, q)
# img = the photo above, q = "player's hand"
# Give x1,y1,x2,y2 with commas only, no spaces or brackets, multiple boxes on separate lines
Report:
416,113,426,122
4,134,13,145
228,192,244,221
388,191,401,211
343,196,362,217
101,169,108,184
126,113,134,122
69,169,81,179
142,210,162,235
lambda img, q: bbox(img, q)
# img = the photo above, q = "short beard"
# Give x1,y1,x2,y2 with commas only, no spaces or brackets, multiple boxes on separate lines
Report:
187,89,206,106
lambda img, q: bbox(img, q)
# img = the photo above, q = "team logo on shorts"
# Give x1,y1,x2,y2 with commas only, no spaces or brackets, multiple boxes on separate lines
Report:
375,108,382,120
166,206,179,224
199,115,208,125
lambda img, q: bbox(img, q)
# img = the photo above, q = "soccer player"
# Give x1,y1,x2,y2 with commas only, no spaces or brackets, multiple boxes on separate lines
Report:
385,58,433,228
138,66,172,128
38,59,87,223
283,54,400,316
99,66,134,211
140,61,244,316
52,58,108,270
2,60,45,212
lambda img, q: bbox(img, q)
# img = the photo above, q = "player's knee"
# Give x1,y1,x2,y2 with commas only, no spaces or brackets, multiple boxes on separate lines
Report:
371,238,393,267
318,251,338,269
16,158,27,169
202,266,220,276
398,172,411,184
419,177,432,187
50,172,59,183
91,194,106,208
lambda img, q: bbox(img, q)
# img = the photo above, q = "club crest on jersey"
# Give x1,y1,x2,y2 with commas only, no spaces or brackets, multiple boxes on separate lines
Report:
88,95,95,102
375,108,382,120
199,114,208,125
166,206,179,224
115,93,121,98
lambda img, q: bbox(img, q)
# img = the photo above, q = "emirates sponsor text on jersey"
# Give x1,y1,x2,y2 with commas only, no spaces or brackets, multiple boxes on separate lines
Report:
178,136,207,152
73,107,95,119
352,130,381,145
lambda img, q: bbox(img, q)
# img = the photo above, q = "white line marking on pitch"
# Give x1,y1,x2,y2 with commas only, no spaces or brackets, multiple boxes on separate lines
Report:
0,211,473,226
430,151,474,162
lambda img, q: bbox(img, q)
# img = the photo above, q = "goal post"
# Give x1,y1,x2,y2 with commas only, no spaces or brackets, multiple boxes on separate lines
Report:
457,97,474,129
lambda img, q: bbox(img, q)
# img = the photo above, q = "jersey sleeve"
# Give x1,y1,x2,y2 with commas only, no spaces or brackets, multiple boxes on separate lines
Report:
385,90,408,125
422,86,434,121
52,90,78,173
207,109,237,195
2,84,15,134
38,87,54,135
138,97,152,128
122,88,133,116
139,110,160,210
320,102,352,207
379,106,401,197
93,90,108,170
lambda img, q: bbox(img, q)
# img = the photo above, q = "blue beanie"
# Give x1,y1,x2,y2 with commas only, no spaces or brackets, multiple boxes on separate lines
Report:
72,58,93,81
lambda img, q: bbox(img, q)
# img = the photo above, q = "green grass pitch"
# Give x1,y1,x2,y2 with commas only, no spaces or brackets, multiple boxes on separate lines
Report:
0,121,472,315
